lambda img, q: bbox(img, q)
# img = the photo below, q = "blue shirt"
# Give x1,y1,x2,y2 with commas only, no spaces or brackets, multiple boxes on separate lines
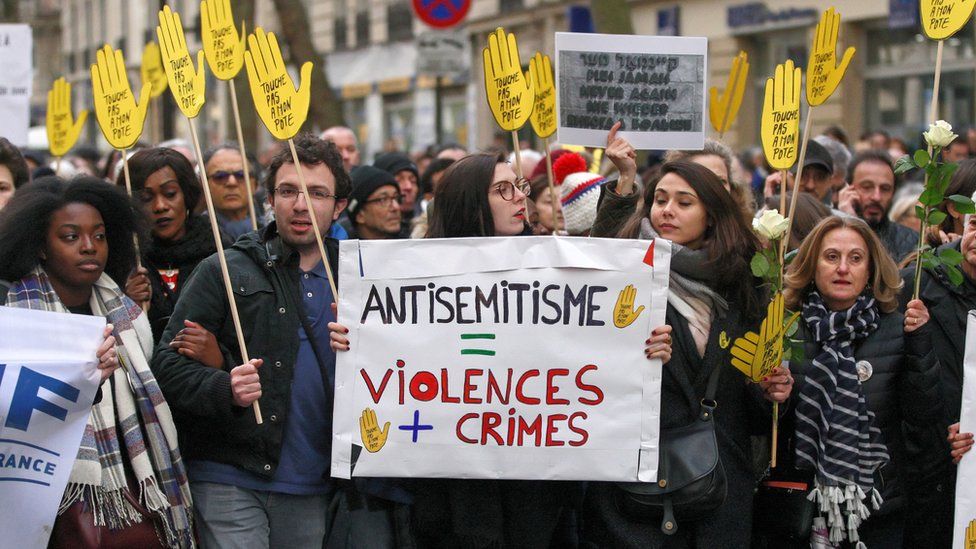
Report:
189,260,336,495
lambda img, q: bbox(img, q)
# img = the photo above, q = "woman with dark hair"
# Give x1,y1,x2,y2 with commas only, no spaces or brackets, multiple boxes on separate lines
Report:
333,153,673,547
122,147,232,345
582,155,790,547
0,176,194,547
0,137,30,209
926,157,976,246
759,216,942,548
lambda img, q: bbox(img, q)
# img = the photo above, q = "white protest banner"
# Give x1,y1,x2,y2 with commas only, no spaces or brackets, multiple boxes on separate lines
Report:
555,32,706,150
953,311,976,549
332,236,670,482
0,307,104,548
0,25,32,146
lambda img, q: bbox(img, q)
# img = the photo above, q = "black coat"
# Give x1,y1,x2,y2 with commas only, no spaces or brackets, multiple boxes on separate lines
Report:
150,222,339,480
582,305,770,548
779,309,941,516
876,218,918,263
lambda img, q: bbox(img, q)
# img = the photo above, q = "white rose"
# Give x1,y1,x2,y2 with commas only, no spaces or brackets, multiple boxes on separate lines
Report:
753,209,790,240
923,120,957,149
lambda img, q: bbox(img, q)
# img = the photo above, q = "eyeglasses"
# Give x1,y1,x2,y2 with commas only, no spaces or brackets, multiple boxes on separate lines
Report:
363,193,403,207
208,170,245,185
492,178,530,202
272,185,338,202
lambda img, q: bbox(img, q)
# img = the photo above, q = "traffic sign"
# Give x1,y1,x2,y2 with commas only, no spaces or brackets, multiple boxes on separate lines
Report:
411,0,470,29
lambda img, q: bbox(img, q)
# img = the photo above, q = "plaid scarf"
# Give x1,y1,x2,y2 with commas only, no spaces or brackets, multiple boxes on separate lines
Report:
795,291,889,548
6,267,194,548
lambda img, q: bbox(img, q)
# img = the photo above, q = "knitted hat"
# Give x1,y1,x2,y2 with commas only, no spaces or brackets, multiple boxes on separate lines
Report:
555,152,605,235
347,165,399,218
373,152,419,180
529,148,573,180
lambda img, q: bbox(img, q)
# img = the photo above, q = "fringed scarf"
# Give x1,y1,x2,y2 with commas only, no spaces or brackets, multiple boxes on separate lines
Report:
795,291,889,548
6,267,194,548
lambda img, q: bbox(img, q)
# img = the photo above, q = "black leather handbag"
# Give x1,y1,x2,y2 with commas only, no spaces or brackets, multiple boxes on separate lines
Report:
613,360,727,535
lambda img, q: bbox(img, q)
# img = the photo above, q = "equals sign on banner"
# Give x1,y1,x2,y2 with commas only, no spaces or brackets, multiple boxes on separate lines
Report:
460,333,496,356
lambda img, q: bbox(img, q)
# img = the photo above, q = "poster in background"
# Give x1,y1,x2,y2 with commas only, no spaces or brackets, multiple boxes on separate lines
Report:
332,236,671,482
0,307,104,548
953,312,976,549
555,32,706,150
0,25,32,146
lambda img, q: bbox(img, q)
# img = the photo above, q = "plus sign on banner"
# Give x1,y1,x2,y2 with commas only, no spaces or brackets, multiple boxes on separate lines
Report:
412,0,471,28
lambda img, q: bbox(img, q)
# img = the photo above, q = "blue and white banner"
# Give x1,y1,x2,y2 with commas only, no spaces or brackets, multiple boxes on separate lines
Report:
0,307,104,548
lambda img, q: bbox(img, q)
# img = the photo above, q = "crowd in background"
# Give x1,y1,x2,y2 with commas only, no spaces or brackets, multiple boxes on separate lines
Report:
1,120,975,548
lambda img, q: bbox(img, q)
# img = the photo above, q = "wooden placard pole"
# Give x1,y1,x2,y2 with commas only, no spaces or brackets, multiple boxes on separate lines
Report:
543,138,564,235
187,116,263,424
228,78,258,232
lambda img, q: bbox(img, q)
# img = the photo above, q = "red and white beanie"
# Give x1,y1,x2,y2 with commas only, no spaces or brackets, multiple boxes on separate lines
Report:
554,152,605,235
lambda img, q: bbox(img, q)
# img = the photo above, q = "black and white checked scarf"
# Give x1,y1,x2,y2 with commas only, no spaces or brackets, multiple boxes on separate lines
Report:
795,291,889,548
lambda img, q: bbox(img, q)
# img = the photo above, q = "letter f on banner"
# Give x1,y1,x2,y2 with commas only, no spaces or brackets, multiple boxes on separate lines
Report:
4,366,80,431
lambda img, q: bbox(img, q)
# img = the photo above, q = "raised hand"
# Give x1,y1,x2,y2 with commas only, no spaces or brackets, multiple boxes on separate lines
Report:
708,51,748,134
157,5,207,118
806,7,855,106
90,44,151,150
201,0,246,81
46,77,88,157
243,27,312,140
730,293,799,382
140,42,169,99
483,27,534,132
527,52,555,139
613,284,645,329
761,59,801,171
360,408,390,453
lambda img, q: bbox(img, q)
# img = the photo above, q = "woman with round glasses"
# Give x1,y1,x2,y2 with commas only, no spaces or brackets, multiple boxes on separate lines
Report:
329,152,673,547
124,147,232,349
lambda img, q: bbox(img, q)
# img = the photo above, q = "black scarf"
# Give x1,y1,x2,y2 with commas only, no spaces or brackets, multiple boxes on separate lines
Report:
145,214,221,269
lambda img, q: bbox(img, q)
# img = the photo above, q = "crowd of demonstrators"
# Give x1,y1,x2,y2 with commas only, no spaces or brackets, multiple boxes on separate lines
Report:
2,118,976,549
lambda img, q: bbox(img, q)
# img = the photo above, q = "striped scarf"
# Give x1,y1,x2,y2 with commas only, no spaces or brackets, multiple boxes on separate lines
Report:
6,267,194,548
795,291,889,548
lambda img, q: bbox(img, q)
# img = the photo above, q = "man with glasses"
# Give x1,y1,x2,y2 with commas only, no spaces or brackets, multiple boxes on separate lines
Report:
154,134,410,547
202,143,265,241
343,165,405,240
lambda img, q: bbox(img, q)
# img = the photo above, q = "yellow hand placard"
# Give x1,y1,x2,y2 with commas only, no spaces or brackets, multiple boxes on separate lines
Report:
157,5,207,118
46,77,88,157
483,27,534,132
243,27,313,141
761,60,801,171
91,45,151,150
201,0,246,81
730,293,800,382
613,284,645,329
921,0,976,40
528,52,555,139
806,7,855,106
709,51,748,134
359,408,390,453
140,42,168,99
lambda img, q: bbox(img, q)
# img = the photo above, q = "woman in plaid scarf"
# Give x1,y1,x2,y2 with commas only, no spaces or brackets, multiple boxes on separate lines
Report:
0,176,194,548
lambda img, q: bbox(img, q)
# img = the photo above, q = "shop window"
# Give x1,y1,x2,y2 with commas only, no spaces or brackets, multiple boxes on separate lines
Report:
356,9,370,47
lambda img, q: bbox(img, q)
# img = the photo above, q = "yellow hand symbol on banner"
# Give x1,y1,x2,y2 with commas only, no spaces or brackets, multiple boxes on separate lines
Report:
527,52,555,139
90,45,151,150
709,51,748,134
157,5,207,118
761,59,801,171
359,408,390,453
806,7,855,106
921,0,976,40
730,293,800,382
201,0,246,80
46,77,88,157
140,42,168,99
244,27,313,141
613,284,645,329
483,27,534,132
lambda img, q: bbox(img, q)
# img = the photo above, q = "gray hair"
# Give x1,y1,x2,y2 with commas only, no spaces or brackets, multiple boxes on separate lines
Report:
813,135,852,180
